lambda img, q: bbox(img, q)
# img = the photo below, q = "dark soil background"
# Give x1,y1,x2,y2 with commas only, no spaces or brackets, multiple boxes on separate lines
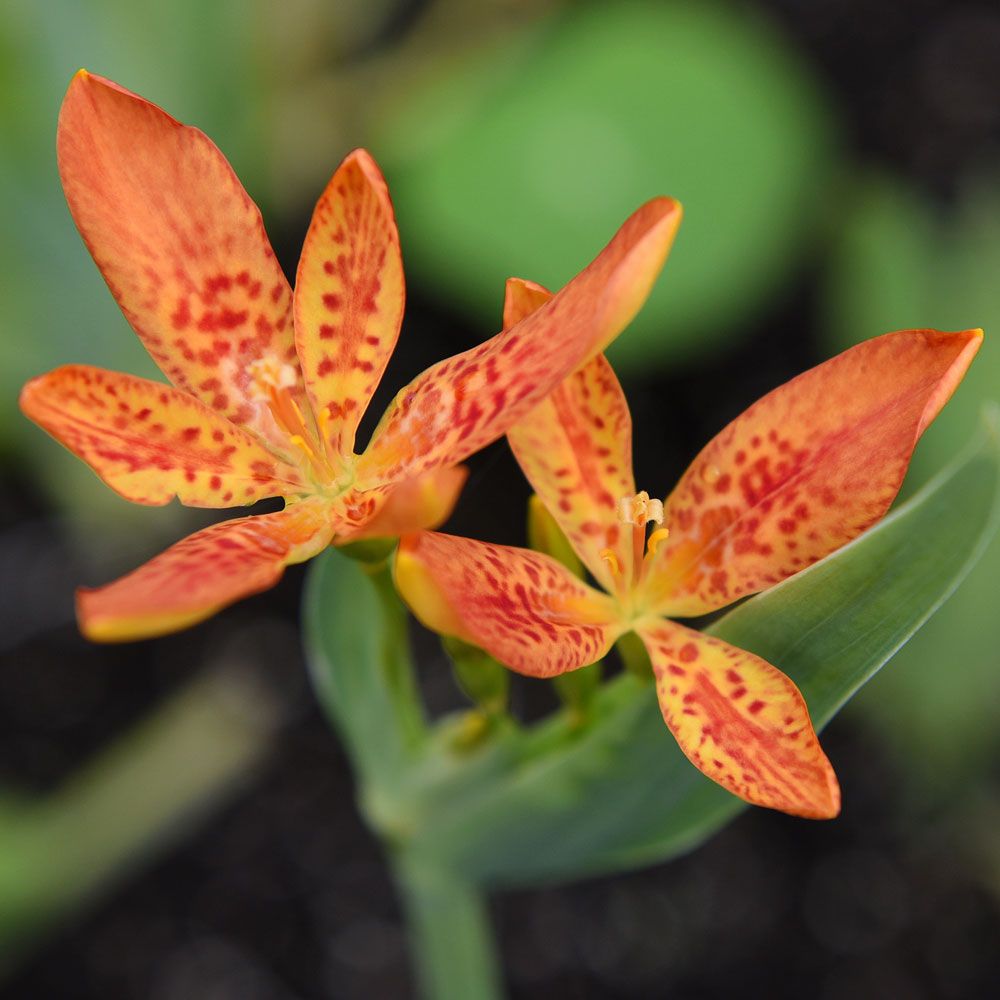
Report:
2,1,1000,997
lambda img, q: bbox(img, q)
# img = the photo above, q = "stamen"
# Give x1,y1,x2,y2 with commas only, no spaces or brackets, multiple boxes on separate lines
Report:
616,490,666,591
646,527,671,556
289,434,317,463
246,356,341,483
289,396,307,426
600,548,621,576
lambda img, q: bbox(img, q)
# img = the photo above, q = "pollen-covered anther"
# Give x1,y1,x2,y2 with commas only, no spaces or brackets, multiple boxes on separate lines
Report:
618,491,664,527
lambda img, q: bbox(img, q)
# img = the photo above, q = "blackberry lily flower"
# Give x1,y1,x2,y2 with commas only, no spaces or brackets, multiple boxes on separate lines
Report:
20,73,681,640
396,278,981,817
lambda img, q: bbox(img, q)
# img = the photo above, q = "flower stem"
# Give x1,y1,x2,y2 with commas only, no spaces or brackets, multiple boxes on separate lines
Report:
393,853,503,1000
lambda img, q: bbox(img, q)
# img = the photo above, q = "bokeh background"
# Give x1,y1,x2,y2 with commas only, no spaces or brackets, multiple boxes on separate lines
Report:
1,0,999,996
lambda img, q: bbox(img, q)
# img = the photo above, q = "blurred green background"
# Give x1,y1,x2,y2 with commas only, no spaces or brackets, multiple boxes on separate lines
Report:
1,1,998,997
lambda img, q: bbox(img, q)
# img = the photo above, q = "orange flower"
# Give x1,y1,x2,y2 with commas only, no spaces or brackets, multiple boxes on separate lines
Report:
20,72,681,641
396,278,982,818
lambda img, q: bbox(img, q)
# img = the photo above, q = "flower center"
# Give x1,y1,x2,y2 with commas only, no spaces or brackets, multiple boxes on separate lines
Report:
248,357,338,485
601,490,670,593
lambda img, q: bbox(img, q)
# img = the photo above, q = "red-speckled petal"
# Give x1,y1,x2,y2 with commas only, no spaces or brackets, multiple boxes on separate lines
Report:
646,328,983,616
294,149,404,461
637,618,840,818
20,365,307,506
505,281,635,592
395,532,624,677
358,197,681,486
77,498,337,641
341,466,468,542
57,72,303,445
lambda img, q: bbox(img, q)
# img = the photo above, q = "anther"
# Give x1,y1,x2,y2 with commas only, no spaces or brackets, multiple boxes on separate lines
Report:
646,527,671,556
600,548,621,576
289,434,317,463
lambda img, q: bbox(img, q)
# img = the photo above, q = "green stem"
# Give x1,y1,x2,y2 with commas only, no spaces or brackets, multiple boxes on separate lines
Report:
304,551,427,796
393,853,503,1000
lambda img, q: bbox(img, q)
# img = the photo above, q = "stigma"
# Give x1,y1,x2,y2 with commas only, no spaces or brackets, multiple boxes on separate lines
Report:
618,491,663,527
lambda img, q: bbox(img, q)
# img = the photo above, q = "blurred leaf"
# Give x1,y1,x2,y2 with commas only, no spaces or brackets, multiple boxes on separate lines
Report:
0,0,274,517
0,666,281,971
375,0,839,370
304,420,1000,885
823,171,1000,784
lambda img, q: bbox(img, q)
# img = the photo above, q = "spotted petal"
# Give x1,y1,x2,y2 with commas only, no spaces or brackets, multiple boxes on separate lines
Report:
20,365,307,506
637,618,840,818
57,71,302,445
77,499,337,641
342,467,467,542
505,280,635,593
395,532,623,677
647,328,982,616
294,149,404,463
358,197,681,486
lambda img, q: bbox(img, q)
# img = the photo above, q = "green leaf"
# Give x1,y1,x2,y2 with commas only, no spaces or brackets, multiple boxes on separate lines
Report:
375,0,839,371
404,419,1000,884
823,171,1000,784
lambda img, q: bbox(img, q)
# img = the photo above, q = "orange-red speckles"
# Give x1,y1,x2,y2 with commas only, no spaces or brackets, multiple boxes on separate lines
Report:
171,298,191,330
679,642,699,663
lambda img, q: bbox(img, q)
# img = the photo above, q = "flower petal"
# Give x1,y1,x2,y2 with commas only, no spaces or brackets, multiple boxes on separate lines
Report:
358,197,681,486
20,365,307,506
395,532,623,677
505,278,635,593
58,71,302,444
294,149,404,461
342,466,468,542
647,328,983,616
636,618,840,818
77,498,337,641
